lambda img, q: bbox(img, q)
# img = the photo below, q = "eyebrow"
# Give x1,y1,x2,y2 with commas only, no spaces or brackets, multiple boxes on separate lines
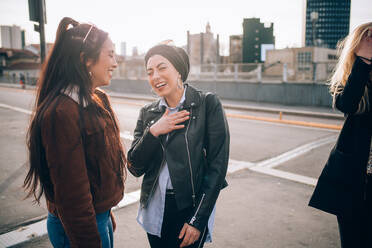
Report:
147,62,167,71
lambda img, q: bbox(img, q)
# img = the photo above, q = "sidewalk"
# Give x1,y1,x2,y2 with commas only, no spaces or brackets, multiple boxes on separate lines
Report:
11,169,339,248
0,82,343,120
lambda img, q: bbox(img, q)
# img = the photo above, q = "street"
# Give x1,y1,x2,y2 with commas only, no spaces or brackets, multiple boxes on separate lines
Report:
0,85,342,248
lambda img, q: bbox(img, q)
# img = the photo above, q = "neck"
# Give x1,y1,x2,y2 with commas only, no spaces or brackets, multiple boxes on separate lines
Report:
165,86,184,108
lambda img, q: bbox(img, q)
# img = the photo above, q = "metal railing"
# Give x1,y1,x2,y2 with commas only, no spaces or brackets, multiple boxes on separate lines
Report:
0,62,337,84
115,62,337,83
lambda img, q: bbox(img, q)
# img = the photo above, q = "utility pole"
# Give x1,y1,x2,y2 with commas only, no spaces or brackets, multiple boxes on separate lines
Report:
28,0,46,64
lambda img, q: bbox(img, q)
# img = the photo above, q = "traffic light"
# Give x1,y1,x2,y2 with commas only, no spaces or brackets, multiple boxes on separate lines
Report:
28,0,47,63
28,0,47,24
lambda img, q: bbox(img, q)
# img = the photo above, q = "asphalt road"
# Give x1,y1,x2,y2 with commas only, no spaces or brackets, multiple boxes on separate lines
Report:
0,86,343,248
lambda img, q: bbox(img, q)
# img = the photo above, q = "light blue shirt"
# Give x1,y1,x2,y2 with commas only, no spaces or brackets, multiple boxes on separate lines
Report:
137,87,216,242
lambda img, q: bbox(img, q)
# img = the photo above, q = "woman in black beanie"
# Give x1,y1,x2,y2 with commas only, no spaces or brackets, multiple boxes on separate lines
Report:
127,42,230,248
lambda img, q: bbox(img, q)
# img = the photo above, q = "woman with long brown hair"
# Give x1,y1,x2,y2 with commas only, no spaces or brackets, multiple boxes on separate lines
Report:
309,22,372,247
24,17,126,247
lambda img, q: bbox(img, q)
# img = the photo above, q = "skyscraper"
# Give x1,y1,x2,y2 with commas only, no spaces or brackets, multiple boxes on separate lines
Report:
242,18,275,63
303,0,350,49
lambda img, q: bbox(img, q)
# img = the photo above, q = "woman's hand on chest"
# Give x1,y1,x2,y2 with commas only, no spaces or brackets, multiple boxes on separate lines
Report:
149,108,190,137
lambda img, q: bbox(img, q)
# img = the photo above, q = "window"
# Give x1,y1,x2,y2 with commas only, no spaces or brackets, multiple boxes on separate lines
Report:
328,54,337,60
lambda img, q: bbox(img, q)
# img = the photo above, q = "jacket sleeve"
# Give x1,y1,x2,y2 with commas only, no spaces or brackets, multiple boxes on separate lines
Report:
127,107,162,177
42,107,101,248
335,57,372,114
188,94,230,232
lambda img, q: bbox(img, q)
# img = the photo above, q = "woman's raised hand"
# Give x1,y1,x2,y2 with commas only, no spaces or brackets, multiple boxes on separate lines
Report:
355,28,372,64
149,109,190,137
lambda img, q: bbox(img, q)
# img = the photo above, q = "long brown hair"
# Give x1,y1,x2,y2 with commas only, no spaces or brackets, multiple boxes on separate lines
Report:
24,17,125,204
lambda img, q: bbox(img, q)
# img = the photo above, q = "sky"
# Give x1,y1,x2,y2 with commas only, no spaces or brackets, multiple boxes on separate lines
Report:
0,0,371,56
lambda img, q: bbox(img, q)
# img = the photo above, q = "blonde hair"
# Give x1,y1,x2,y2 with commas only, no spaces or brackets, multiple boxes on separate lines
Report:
329,22,372,113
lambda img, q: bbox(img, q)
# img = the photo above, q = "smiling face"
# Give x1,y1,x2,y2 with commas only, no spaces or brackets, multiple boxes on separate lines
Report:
146,54,181,98
87,38,117,88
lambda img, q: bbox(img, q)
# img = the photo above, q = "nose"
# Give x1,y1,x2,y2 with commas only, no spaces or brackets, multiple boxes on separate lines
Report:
152,69,160,81
112,56,118,69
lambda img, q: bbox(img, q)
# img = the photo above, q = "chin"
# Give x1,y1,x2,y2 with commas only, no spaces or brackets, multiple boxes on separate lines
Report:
102,79,111,87
156,88,172,98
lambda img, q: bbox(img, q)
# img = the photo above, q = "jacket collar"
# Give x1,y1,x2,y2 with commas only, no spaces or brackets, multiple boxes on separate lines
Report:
61,86,88,107
149,84,201,113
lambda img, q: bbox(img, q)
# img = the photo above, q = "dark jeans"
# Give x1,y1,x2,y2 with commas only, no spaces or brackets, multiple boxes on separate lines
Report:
47,210,113,248
337,178,372,248
147,192,208,248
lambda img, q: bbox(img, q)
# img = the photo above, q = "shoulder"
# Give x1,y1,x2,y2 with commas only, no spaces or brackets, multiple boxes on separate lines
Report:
204,91,222,108
187,84,220,102
140,99,161,113
43,94,80,124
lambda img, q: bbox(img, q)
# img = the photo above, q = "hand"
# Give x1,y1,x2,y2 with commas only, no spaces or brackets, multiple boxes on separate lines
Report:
178,223,201,247
110,211,116,232
149,109,190,137
355,28,372,64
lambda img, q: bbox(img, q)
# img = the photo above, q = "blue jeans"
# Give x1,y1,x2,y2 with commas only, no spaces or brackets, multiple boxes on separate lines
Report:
47,210,113,248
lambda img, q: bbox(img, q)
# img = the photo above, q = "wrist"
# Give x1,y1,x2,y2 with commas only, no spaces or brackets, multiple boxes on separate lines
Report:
149,126,159,137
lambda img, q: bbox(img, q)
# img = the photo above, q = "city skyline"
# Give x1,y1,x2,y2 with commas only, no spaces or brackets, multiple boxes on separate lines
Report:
0,0,371,56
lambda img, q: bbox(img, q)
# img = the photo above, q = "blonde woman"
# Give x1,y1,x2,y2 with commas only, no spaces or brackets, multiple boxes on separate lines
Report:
309,22,372,248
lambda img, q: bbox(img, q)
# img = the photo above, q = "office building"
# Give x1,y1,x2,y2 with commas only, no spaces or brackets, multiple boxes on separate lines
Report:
303,0,350,49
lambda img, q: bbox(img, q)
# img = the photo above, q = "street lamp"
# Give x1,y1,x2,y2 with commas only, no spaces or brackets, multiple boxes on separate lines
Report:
310,11,318,47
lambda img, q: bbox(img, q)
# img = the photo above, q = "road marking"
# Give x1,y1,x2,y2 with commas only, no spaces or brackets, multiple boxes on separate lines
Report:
250,167,317,186
0,103,135,143
0,103,32,115
227,113,342,130
255,135,337,169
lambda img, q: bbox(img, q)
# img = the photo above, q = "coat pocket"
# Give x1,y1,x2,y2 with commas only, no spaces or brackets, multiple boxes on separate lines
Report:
309,146,354,217
321,147,354,186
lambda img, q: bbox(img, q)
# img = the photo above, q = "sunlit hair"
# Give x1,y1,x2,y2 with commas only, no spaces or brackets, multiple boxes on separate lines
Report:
329,22,372,113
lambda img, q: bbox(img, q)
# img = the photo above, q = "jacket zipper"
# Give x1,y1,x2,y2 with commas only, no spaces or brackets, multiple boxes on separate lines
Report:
185,106,196,207
190,193,205,225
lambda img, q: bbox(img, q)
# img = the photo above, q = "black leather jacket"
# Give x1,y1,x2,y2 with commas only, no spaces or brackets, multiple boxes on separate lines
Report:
127,84,230,231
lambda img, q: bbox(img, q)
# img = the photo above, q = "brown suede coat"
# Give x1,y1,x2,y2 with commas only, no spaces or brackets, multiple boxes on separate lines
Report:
41,89,124,247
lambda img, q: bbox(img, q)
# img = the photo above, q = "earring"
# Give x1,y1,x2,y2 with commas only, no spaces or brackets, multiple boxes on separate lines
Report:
89,71,92,77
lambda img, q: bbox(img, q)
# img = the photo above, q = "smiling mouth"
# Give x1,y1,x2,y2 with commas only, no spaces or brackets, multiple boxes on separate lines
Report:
155,82,166,88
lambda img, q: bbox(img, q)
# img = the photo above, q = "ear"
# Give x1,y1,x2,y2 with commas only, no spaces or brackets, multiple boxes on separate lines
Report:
80,52,93,70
